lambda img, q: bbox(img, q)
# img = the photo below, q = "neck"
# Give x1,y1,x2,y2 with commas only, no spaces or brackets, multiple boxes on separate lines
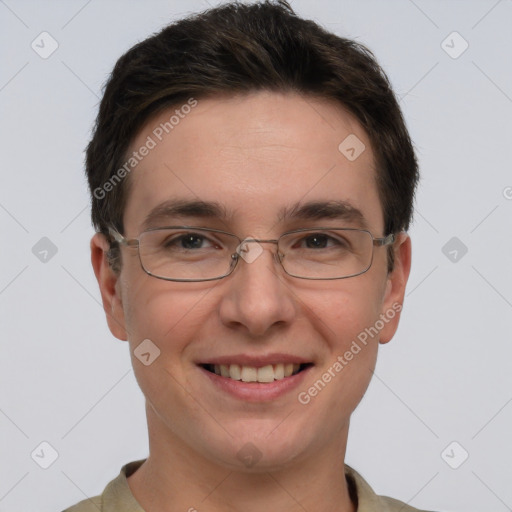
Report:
128,405,356,512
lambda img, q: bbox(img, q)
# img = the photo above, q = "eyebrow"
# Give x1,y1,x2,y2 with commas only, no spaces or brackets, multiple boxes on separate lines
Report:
141,198,368,231
278,200,368,228
141,199,228,231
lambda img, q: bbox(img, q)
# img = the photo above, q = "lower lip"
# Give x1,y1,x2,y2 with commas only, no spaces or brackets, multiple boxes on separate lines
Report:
198,365,313,402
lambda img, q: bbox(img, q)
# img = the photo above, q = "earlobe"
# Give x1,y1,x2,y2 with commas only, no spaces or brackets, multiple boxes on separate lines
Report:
90,233,128,341
379,233,412,344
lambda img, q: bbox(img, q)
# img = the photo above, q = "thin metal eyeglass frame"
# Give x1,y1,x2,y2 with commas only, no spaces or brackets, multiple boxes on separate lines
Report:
107,226,396,282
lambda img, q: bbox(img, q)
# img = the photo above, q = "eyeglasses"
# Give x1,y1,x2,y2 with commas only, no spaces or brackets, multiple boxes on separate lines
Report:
108,226,395,282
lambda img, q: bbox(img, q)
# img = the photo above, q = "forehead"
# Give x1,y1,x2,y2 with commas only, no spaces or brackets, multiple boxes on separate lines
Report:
123,91,383,234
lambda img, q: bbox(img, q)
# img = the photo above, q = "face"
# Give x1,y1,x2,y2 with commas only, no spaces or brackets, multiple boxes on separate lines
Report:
92,91,411,471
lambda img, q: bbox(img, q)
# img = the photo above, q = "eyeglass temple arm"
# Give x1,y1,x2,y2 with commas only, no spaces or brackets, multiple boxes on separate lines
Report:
373,233,396,246
107,227,124,243
107,227,139,247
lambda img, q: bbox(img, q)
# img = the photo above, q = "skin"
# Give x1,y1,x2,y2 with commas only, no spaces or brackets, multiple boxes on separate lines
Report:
91,90,411,512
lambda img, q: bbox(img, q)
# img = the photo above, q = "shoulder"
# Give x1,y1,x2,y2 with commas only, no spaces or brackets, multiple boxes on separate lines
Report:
345,464,439,512
379,494,438,511
61,496,102,512
60,459,146,512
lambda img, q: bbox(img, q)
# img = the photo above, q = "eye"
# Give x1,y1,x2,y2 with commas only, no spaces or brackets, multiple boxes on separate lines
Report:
163,232,218,250
303,233,330,249
296,233,349,250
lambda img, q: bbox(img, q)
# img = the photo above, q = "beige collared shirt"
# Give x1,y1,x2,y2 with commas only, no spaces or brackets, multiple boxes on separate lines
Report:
62,459,434,512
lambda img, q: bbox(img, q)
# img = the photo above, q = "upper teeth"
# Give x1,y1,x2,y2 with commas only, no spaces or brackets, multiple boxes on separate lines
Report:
212,363,301,382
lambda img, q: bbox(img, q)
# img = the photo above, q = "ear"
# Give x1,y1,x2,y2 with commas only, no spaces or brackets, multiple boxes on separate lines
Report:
379,233,412,345
90,232,128,341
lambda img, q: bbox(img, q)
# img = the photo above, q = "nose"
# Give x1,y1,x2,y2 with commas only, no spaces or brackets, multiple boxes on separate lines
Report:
218,240,297,337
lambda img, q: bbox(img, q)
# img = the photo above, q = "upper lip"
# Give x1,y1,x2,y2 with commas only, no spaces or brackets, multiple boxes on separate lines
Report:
197,353,313,367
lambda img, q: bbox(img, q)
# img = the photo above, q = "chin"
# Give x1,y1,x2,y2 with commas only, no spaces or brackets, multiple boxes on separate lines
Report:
203,424,310,472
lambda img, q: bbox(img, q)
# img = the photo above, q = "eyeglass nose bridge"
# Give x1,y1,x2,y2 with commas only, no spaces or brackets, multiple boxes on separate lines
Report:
232,237,283,267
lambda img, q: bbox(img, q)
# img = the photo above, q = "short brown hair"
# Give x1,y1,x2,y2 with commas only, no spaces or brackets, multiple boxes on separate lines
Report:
86,0,419,272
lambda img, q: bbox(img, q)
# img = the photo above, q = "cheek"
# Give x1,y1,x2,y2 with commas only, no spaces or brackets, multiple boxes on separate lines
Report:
321,297,380,381
122,277,220,371
122,285,208,407
306,279,384,349
125,287,199,342
297,287,382,428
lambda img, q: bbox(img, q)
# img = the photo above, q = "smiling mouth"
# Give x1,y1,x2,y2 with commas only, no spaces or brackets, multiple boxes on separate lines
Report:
200,363,312,383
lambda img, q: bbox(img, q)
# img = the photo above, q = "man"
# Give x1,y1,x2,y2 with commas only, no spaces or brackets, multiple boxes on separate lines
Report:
64,1,431,510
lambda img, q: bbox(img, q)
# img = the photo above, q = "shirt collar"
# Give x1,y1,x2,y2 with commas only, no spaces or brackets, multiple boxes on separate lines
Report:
100,459,408,512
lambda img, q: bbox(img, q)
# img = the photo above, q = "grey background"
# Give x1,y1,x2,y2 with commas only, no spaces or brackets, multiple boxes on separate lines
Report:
1,1,511,511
